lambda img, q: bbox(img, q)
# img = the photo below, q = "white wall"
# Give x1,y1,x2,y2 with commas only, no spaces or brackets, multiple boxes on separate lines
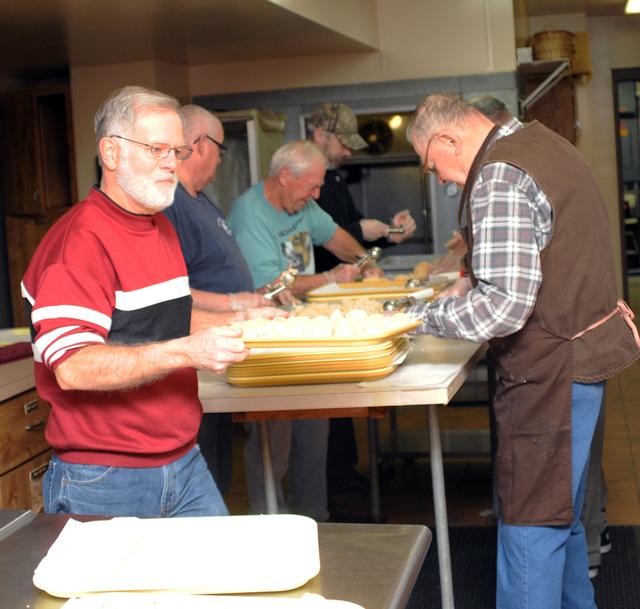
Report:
268,0,379,47
588,15,640,290
67,0,516,198
188,0,516,96
70,62,190,198
527,13,640,293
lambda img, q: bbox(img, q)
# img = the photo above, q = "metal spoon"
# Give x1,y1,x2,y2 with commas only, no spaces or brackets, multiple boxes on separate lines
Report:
264,267,299,300
405,277,430,288
387,226,405,234
355,246,383,268
383,287,435,311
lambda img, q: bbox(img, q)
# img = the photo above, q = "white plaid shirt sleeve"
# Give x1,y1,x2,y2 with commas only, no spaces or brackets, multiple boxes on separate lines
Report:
408,162,553,342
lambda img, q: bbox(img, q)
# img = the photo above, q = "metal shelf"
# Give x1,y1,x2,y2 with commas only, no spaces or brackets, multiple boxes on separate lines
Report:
519,59,571,113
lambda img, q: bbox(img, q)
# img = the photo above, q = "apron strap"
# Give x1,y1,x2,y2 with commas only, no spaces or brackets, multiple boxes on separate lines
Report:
572,300,640,348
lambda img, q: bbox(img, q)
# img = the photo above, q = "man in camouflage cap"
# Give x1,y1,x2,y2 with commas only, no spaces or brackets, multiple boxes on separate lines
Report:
308,102,369,151
307,102,416,249
307,102,416,515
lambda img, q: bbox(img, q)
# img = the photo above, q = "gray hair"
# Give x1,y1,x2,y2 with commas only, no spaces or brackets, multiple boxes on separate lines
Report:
406,92,474,145
94,85,181,143
180,105,219,142
269,140,327,177
467,95,511,125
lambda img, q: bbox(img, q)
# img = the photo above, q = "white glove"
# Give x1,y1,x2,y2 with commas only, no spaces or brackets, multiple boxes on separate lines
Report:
325,263,361,284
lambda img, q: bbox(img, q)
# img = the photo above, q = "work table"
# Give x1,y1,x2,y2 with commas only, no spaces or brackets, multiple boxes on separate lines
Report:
0,509,431,609
0,356,34,402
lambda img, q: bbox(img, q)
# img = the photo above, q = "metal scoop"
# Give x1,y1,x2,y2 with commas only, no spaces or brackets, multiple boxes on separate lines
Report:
387,226,405,234
382,287,435,311
405,277,430,288
264,266,299,300
355,246,382,268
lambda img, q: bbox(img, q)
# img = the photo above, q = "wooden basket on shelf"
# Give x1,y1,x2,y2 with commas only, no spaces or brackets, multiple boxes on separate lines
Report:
532,30,575,65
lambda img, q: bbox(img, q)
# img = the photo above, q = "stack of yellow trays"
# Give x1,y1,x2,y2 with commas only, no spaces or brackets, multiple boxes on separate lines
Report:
227,320,419,387
305,276,450,302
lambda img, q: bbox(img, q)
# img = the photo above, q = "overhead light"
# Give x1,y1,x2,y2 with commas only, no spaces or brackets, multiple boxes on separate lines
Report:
388,115,403,129
625,0,640,13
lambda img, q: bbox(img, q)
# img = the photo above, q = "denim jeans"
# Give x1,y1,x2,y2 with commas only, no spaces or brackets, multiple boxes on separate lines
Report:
497,382,603,609
43,446,228,517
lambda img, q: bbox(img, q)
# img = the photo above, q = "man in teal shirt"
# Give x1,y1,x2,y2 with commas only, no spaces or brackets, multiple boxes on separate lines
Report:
228,140,381,520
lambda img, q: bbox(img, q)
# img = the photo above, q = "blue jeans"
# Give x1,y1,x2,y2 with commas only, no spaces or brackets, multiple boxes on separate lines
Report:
497,382,604,609
43,446,228,517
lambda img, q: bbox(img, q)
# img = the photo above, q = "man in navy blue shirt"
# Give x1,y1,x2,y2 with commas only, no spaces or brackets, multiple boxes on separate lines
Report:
164,105,273,494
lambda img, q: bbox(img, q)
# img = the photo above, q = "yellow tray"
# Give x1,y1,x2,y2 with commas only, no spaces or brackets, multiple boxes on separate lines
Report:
305,277,450,302
226,364,398,387
338,278,406,288
305,290,413,302
244,338,408,363
229,357,395,377
242,319,420,349
230,342,409,377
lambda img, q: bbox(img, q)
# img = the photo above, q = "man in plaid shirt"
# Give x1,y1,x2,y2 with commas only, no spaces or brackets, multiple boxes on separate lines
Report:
409,109,552,342
405,93,640,609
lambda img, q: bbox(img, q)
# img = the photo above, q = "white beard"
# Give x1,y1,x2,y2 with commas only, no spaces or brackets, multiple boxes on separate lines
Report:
116,151,177,212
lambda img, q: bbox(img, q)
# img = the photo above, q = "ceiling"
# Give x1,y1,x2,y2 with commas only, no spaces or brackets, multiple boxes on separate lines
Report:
0,0,375,83
0,0,632,85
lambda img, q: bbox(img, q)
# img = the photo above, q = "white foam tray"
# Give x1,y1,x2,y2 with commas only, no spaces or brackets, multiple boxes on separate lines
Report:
33,514,320,598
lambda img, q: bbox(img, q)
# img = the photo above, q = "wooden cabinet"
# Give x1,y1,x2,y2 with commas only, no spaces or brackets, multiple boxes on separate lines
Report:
519,60,577,144
1,84,76,326
4,214,63,327
522,75,577,144
0,388,51,511
0,449,51,512
1,84,76,217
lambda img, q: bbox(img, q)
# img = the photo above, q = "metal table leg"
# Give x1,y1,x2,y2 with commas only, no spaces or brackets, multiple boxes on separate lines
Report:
428,403,455,609
367,417,383,523
258,419,278,514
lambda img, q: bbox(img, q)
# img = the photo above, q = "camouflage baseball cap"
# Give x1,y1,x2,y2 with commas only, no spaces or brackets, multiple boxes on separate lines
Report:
308,102,367,151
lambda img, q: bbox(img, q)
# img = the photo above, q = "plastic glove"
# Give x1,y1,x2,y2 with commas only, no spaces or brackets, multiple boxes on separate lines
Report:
272,288,301,306
245,306,289,320
388,210,417,243
435,277,472,299
362,264,385,279
445,230,468,257
360,218,390,241
229,291,273,310
326,263,361,284
430,254,463,274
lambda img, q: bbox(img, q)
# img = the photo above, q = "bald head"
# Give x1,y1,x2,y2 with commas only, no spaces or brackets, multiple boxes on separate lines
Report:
181,105,221,143
177,105,225,195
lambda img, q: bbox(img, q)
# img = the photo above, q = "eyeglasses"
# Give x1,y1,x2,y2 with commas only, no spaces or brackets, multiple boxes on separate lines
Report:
196,134,228,155
110,135,193,161
421,131,442,177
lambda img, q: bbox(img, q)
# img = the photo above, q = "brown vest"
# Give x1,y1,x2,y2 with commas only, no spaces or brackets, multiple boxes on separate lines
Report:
460,121,640,525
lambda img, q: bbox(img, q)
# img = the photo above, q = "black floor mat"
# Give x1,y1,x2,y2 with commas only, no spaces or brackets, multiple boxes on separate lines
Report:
407,526,640,609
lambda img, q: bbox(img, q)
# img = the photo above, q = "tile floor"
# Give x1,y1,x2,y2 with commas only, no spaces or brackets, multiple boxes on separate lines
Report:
225,276,640,527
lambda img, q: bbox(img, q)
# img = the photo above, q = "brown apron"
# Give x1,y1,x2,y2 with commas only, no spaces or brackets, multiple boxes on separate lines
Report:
458,121,640,525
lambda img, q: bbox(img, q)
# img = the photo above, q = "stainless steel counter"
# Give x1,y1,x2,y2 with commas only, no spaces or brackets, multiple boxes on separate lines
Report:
0,511,430,609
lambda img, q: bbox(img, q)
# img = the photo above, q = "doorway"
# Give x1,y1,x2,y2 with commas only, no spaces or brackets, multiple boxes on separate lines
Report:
613,68,640,303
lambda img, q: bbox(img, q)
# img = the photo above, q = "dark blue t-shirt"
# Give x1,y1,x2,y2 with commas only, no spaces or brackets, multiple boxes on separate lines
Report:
164,183,254,293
